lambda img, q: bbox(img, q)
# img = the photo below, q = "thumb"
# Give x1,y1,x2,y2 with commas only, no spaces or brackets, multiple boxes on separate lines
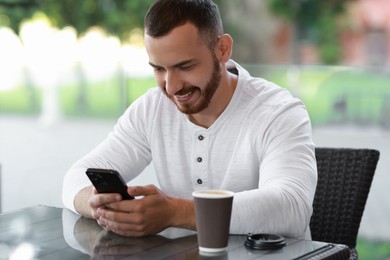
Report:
127,184,159,197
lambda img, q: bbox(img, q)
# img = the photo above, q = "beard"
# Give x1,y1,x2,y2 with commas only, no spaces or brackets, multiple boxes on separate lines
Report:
164,54,222,115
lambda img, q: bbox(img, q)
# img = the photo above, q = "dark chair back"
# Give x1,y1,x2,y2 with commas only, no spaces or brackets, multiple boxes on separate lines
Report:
310,148,380,257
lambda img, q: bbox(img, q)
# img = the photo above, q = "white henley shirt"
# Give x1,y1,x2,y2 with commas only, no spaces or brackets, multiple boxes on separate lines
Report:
62,60,317,239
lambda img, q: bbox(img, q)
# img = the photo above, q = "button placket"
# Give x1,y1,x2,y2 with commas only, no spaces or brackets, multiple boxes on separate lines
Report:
192,131,208,187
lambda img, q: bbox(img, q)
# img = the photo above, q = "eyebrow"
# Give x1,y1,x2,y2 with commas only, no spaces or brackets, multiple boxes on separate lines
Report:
149,59,197,69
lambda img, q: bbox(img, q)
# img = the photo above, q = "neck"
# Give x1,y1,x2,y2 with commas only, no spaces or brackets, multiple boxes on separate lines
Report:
189,69,238,128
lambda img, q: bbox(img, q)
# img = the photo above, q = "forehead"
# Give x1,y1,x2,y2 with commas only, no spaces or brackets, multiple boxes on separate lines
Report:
144,23,210,66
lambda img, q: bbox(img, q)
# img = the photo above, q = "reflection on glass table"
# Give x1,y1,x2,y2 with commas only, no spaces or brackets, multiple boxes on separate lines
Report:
0,205,350,259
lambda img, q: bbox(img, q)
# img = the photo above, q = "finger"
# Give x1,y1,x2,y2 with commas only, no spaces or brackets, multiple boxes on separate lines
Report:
97,208,142,225
128,184,159,197
99,218,147,237
89,194,122,212
96,219,108,230
103,198,139,213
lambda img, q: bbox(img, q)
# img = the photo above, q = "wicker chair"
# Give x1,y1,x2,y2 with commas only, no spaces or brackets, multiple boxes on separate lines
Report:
310,148,380,259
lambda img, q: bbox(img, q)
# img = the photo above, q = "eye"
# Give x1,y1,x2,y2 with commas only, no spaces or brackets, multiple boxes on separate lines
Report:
153,66,165,73
179,64,195,71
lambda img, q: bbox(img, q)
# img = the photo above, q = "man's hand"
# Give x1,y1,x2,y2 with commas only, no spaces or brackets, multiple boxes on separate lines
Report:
74,186,122,219
93,185,196,237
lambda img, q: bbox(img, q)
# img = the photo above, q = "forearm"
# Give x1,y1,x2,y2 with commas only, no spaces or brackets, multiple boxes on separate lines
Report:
229,187,312,238
168,196,196,230
74,186,95,219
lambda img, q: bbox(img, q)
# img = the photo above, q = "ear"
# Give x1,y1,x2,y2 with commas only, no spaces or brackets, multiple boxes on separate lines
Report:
215,34,233,63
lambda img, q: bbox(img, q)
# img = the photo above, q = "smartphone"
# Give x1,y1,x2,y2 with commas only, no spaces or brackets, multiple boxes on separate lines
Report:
85,168,134,200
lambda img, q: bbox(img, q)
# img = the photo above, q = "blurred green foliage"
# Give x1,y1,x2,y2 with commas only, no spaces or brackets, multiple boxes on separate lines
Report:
357,238,390,260
0,85,41,115
0,76,157,118
268,0,350,26
0,0,37,33
0,0,153,41
1,67,390,128
58,77,156,118
268,0,355,64
245,65,390,126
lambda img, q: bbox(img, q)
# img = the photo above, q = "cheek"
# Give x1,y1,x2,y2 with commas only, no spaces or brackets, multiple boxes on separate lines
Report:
182,71,209,88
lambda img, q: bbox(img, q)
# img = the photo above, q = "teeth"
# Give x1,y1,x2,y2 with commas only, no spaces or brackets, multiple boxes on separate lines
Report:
176,91,192,98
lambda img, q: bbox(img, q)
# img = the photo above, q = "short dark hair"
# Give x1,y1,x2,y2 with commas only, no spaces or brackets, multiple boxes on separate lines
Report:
144,0,223,48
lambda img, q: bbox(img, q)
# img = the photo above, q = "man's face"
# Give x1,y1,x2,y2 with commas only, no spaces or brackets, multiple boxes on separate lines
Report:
144,23,221,115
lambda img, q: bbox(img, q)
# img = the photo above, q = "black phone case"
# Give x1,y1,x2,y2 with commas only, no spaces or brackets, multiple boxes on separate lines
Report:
86,168,134,200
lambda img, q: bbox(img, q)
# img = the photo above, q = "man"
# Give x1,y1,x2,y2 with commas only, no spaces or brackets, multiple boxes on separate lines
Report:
62,0,317,239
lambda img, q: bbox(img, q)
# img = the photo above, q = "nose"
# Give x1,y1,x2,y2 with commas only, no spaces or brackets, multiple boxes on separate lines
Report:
164,71,182,96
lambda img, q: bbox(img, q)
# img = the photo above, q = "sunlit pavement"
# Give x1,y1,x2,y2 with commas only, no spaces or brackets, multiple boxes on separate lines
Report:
0,115,389,241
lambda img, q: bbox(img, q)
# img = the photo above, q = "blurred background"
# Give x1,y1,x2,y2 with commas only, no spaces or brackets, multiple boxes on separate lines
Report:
0,0,389,258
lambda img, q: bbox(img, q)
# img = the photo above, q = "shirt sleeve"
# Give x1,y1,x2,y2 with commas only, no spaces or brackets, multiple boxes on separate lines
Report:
62,92,155,213
229,98,317,239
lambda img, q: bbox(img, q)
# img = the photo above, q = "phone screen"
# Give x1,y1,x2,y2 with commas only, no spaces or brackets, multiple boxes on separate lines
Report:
86,168,134,200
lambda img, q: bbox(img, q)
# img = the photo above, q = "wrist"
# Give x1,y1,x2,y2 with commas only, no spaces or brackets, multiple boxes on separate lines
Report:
74,186,94,219
167,196,196,230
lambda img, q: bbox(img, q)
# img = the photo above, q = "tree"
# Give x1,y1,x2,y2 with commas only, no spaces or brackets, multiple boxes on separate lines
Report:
0,0,154,41
268,0,355,64
0,0,38,34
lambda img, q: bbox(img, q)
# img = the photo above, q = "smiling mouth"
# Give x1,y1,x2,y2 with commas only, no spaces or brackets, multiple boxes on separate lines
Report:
174,88,196,103
175,91,193,99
